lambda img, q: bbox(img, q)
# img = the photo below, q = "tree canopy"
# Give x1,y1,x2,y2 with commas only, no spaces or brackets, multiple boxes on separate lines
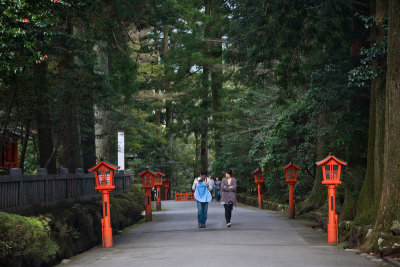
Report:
1,0,400,251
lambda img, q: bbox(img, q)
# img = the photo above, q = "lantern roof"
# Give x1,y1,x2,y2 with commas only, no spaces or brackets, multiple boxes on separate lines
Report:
252,168,263,174
138,169,157,177
157,171,166,177
316,155,347,166
282,162,301,170
88,161,118,172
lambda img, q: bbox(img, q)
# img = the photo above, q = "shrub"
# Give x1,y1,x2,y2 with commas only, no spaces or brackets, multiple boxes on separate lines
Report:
0,212,58,266
0,184,145,266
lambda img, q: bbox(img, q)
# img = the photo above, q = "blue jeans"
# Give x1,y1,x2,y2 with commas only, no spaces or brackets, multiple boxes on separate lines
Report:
197,201,208,224
215,189,221,201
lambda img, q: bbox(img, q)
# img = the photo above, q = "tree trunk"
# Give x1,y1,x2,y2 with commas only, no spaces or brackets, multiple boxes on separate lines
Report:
18,121,30,173
60,23,83,172
155,27,162,127
162,24,175,180
209,0,223,166
154,89,161,126
81,97,96,171
94,42,113,162
35,62,57,174
195,131,200,177
374,0,400,232
200,63,210,172
200,127,209,172
200,0,211,173
0,88,16,147
299,114,327,213
354,0,387,225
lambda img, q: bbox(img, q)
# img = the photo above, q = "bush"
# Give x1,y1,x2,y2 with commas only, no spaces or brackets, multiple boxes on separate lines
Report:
0,212,58,266
237,193,288,211
0,184,145,266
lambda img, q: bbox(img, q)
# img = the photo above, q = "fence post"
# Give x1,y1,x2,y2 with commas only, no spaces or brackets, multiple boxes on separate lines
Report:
10,168,22,176
10,168,23,208
60,168,69,200
38,168,48,207
76,168,84,199
38,168,48,175
125,170,131,191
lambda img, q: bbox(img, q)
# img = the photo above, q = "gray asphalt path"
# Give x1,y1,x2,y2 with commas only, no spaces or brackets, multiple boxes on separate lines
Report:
60,201,386,267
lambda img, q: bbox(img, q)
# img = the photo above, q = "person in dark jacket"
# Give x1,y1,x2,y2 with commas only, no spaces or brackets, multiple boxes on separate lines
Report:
221,169,237,227
214,177,221,201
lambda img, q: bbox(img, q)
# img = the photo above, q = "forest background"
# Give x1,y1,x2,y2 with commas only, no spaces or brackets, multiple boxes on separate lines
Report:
1,0,399,250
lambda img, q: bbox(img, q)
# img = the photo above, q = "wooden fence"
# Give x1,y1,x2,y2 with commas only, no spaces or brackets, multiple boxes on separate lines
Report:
0,170,131,211
175,192,195,201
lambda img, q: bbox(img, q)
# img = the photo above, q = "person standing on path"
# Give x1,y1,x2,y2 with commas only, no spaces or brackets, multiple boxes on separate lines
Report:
192,170,213,228
214,177,221,201
209,176,215,200
221,169,237,227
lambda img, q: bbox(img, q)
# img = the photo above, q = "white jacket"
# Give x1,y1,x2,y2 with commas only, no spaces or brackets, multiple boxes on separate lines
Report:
192,177,213,192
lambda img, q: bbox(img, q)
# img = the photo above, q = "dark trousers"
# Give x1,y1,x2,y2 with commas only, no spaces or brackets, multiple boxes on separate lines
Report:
197,201,208,224
224,203,234,223
215,189,221,201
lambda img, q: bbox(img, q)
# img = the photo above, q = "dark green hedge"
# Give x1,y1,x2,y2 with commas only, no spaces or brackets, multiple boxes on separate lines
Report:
0,184,145,266
237,193,288,211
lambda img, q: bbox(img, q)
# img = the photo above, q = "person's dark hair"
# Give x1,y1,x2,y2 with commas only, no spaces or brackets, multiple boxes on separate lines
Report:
200,170,207,176
225,169,233,177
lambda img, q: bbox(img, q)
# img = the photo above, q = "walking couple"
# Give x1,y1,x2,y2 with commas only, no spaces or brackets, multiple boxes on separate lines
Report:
192,170,237,228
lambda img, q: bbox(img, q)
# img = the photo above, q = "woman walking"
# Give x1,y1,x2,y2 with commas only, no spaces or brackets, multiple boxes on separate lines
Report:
221,169,237,227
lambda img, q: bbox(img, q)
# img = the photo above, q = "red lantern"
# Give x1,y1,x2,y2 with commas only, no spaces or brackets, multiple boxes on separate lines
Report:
163,179,171,200
138,169,156,222
283,162,301,219
154,172,164,186
252,168,264,183
155,172,165,211
316,155,347,244
252,168,264,209
88,161,118,248
283,162,301,183
317,155,347,186
139,169,156,189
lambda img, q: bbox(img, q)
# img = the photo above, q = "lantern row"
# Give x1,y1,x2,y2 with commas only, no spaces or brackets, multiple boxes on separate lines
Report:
252,154,347,245
88,162,171,248
138,169,171,221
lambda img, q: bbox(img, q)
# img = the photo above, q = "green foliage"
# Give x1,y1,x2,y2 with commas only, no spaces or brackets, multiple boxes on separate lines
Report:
229,0,352,99
19,140,39,174
110,185,146,229
0,211,58,265
33,185,144,265
255,99,317,202
221,0,371,210
348,15,388,87
236,193,288,211
0,0,64,74
0,1,375,244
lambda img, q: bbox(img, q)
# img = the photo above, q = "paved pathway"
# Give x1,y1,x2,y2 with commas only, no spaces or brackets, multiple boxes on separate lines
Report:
60,201,387,267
